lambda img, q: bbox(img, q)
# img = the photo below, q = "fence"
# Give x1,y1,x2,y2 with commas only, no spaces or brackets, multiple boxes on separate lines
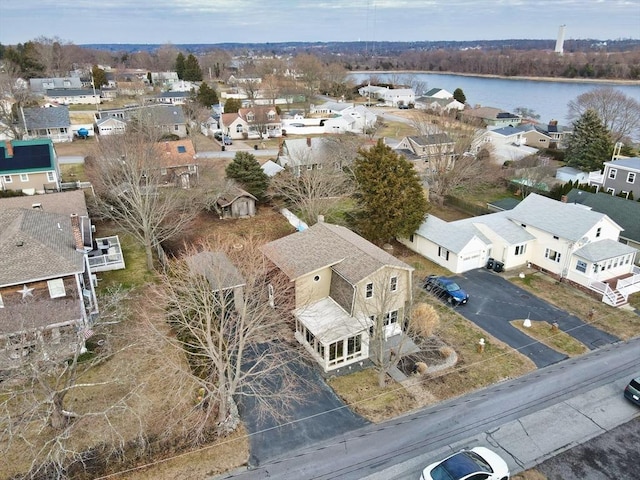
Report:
443,195,491,217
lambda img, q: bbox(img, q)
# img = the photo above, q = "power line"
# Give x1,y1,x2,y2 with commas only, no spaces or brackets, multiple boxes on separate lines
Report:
95,297,628,479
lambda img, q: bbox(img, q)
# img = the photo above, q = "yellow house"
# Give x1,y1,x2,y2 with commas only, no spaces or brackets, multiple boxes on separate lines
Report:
261,221,414,373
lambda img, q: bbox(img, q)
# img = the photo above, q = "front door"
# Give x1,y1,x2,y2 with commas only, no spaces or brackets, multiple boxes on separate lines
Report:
383,310,401,339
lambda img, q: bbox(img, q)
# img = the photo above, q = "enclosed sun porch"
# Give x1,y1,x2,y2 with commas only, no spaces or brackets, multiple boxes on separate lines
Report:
294,297,373,373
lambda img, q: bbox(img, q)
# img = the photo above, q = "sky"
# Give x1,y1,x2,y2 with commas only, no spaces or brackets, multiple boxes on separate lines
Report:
1,0,639,45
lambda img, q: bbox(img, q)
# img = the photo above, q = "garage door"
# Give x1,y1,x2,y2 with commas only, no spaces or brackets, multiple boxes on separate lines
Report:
460,252,483,272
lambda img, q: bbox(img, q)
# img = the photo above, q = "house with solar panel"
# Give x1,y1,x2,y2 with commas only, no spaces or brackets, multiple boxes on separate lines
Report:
0,139,60,194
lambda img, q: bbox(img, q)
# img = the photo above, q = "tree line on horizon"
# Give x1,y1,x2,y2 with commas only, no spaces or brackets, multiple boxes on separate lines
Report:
1,36,639,80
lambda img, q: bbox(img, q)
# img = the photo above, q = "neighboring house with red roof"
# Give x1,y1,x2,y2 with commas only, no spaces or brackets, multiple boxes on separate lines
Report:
153,139,198,188
221,105,282,140
261,221,414,373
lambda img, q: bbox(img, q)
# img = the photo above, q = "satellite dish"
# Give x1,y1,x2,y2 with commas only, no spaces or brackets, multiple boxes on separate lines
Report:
576,236,589,247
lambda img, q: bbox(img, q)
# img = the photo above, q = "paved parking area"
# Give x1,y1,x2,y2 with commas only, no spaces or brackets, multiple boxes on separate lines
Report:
443,269,620,368
238,354,369,467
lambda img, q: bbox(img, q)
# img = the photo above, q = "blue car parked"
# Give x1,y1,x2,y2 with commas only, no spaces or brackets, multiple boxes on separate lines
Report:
423,275,470,306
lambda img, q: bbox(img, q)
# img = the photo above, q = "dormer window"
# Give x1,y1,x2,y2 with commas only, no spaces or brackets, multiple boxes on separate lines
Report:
246,113,255,122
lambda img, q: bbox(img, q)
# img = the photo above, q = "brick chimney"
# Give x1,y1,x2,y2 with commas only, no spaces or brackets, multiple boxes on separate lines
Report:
4,141,13,157
306,137,312,147
70,214,84,251
561,195,568,203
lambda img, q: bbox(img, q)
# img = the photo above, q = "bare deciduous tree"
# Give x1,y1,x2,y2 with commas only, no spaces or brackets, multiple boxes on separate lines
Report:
270,168,352,225
568,87,640,143
354,270,415,388
0,288,143,479
86,129,201,271
509,155,556,198
149,236,307,439
0,68,36,140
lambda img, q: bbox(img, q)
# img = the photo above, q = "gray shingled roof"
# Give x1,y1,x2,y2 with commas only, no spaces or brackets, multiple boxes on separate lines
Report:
415,215,484,253
456,213,535,245
573,239,637,262
261,222,412,283
0,209,85,287
0,190,88,216
129,105,185,125
22,106,71,129
507,193,609,242
604,157,640,171
45,88,100,97
185,251,245,291
565,189,640,243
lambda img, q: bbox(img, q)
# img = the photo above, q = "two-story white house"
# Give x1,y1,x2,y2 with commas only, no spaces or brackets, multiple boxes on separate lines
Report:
400,193,639,307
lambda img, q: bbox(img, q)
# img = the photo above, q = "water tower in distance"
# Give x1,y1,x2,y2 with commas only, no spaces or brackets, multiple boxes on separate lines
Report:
555,25,566,55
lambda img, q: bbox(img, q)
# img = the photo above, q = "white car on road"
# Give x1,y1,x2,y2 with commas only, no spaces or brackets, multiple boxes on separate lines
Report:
420,447,509,480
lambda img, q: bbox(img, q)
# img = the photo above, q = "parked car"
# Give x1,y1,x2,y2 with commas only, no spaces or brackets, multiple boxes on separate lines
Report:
624,376,640,406
423,275,470,305
420,447,509,480
213,131,232,144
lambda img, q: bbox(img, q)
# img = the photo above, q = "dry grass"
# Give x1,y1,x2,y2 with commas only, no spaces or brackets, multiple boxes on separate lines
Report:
510,272,640,340
113,426,249,480
54,138,97,157
511,320,588,356
328,370,418,422
59,163,88,182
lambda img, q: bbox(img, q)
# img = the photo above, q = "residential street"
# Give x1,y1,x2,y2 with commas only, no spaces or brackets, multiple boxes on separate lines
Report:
214,337,640,480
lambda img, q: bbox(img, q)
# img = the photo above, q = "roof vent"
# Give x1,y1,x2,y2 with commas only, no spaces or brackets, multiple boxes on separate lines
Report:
32,203,42,210
16,240,24,247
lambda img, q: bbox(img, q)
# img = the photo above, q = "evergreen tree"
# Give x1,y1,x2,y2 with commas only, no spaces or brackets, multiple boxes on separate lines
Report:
453,87,466,104
224,98,242,113
196,82,218,107
175,52,185,80
91,65,107,88
352,140,429,244
183,54,203,81
225,152,269,200
565,109,612,172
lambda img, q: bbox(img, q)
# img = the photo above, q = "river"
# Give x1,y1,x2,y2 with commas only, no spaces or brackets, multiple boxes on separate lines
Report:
349,72,640,125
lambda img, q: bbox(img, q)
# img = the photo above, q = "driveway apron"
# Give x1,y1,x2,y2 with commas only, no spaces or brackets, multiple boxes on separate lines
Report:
237,355,369,467
450,269,619,368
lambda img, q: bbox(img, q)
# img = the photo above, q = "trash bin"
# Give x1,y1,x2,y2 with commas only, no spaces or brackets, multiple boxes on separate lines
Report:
486,258,495,269
254,144,259,150
221,145,225,151
493,261,504,273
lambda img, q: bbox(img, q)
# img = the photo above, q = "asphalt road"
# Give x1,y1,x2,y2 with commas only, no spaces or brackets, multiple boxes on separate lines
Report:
450,269,620,367
215,337,640,480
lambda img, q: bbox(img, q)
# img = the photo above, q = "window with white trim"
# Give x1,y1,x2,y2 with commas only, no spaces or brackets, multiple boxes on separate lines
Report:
608,168,617,179
606,188,615,194
627,172,636,183
47,171,55,182
438,246,450,260
390,276,398,292
515,244,527,255
365,282,373,298
3,175,12,183
20,173,29,182
545,248,561,263
383,310,399,327
576,260,587,273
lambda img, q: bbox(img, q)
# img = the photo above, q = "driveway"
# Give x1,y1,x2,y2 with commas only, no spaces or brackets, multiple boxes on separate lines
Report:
237,353,369,467
448,269,620,368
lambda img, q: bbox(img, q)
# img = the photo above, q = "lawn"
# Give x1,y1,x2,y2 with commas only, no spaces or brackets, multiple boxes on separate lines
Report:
59,163,88,182
510,320,588,356
510,272,640,341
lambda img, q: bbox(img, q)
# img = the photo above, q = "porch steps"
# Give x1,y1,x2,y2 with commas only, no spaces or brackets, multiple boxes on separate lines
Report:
611,290,627,307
